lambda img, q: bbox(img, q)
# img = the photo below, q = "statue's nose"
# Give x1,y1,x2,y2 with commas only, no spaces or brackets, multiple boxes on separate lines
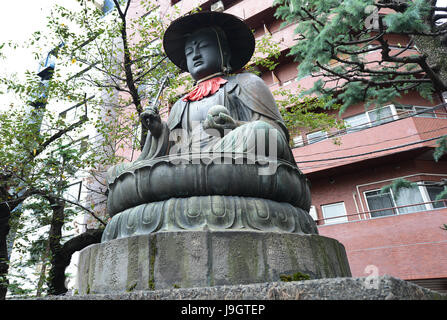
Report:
192,47,201,60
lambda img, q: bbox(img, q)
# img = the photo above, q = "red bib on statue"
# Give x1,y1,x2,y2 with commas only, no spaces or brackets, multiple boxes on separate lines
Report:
182,77,228,102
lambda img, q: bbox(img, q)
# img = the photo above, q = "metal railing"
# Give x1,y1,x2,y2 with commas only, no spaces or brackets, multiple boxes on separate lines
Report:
293,102,447,147
316,199,447,226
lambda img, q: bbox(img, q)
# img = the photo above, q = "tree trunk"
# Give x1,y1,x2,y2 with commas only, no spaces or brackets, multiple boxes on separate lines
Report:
47,228,103,295
46,198,65,295
36,242,50,297
0,203,10,300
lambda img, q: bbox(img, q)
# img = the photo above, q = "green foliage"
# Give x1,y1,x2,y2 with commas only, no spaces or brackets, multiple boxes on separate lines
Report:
274,0,442,114
0,0,186,296
246,31,282,73
433,136,447,162
274,87,346,143
279,271,311,282
383,0,430,34
434,186,447,202
126,282,137,292
380,178,416,199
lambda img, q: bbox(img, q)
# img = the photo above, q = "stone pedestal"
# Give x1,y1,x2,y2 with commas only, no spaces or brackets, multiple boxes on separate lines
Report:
44,276,446,300
76,231,351,295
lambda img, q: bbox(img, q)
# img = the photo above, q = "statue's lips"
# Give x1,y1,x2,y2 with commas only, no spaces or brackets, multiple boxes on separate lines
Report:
194,61,203,67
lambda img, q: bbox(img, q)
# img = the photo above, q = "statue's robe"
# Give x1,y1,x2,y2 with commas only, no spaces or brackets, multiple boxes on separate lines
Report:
107,72,296,183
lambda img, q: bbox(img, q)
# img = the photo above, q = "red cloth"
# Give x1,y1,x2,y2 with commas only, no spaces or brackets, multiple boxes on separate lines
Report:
182,77,228,102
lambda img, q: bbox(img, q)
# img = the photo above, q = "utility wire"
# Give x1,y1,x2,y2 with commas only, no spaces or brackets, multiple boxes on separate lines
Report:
295,123,447,159
299,141,439,170
300,102,447,145
295,134,444,164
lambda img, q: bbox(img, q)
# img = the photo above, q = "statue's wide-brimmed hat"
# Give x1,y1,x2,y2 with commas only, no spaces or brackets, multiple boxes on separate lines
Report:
163,11,255,72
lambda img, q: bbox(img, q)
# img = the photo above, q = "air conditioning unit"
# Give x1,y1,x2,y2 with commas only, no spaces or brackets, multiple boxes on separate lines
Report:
93,0,105,10
93,0,114,14
211,1,225,12
308,205,318,221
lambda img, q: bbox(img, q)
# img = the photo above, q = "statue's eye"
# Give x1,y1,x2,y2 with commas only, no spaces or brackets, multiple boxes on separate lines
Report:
185,48,193,56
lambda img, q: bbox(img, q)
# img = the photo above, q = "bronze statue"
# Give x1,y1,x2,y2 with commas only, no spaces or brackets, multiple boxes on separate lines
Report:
102,12,315,242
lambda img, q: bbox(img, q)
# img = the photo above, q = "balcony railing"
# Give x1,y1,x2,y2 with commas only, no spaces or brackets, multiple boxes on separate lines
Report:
316,199,447,226
292,102,447,147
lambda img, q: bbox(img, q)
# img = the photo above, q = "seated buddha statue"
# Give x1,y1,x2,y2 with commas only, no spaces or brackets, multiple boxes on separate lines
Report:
102,11,316,242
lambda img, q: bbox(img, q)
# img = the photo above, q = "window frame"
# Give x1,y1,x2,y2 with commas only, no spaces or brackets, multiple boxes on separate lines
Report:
420,183,447,210
364,189,398,218
395,105,437,119
364,183,444,218
343,104,399,133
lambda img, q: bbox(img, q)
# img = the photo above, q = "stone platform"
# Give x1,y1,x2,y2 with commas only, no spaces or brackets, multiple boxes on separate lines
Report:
76,231,351,294
43,276,446,300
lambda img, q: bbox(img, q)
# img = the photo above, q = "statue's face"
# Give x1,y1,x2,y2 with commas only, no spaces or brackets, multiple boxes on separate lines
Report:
185,28,222,81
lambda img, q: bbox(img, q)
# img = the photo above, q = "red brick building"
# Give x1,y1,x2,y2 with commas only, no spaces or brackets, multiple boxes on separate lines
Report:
155,0,447,292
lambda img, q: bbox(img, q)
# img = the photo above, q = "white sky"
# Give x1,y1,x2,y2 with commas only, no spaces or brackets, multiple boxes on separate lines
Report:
0,1,64,73
0,1,75,109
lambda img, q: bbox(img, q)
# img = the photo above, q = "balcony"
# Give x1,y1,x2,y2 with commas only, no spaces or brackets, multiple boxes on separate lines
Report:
165,0,210,17
252,21,296,61
224,0,272,22
292,103,447,174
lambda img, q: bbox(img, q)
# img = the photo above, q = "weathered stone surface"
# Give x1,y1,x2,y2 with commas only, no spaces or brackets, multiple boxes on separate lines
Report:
77,231,351,295
37,276,446,300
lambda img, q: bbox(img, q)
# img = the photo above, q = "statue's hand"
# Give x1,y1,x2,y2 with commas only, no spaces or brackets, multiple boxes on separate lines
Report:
203,105,238,136
141,106,163,138
204,113,238,137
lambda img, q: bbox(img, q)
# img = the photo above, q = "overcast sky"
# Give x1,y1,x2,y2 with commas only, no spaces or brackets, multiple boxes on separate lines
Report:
0,1,75,109
0,1,63,71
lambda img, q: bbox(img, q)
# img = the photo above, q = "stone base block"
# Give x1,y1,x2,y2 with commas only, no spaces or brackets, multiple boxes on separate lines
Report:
41,276,446,300
77,231,351,295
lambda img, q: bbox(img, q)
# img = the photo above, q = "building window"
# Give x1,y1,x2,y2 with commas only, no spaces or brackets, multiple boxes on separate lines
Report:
366,105,395,125
343,104,440,135
393,186,426,214
425,185,447,209
343,104,398,133
321,202,348,224
344,113,369,133
365,183,443,218
307,130,327,144
365,190,396,217
395,105,437,119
